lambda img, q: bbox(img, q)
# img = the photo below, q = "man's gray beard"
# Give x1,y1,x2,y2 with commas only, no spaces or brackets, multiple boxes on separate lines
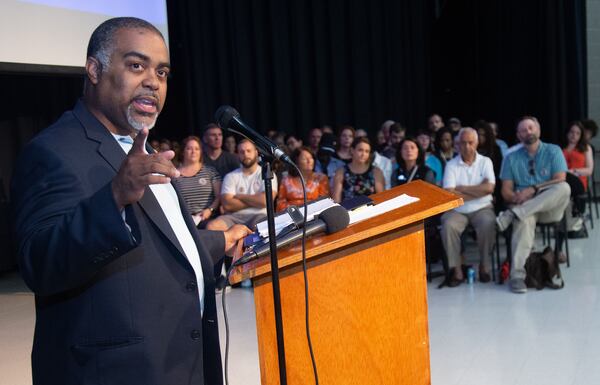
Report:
523,135,538,145
127,104,157,132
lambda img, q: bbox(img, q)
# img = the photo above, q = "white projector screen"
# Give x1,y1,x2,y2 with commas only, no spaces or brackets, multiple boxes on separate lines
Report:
0,0,169,72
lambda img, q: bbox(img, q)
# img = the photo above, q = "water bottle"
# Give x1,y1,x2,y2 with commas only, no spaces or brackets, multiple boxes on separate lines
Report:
467,267,475,284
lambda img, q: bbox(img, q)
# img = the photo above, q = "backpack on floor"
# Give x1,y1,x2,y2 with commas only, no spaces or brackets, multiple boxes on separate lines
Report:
524,246,564,290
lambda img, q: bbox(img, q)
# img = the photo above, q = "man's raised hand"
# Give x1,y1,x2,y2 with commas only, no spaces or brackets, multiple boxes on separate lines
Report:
111,128,180,211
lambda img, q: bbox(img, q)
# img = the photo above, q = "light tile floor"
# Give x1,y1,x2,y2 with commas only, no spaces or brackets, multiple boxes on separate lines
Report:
1,219,599,385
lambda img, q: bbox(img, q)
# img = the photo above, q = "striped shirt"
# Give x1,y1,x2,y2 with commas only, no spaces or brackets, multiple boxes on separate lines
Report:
500,141,567,191
175,166,221,214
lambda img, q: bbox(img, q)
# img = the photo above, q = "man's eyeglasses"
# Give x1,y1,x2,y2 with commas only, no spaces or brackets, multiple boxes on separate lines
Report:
528,159,535,176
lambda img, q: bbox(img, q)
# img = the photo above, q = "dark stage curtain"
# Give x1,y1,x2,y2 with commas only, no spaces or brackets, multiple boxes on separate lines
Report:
166,0,434,139
431,0,587,145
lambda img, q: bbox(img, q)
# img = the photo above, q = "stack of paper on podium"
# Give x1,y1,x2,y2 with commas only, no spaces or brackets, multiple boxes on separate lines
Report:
255,197,337,238
256,193,419,239
348,193,419,224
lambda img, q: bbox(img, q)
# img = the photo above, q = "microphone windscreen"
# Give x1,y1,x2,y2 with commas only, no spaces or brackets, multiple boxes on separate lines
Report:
214,105,239,129
319,205,350,234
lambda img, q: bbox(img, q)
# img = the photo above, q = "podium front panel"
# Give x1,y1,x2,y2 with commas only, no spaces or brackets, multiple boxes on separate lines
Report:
253,221,431,385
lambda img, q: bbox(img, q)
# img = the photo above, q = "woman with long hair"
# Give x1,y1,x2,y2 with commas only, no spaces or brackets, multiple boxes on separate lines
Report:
416,130,443,185
563,121,594,191
391,137,436,186
276,147,330,211
175,136,222,227
474,120,503,178
332,137,384,203
336,125,355,163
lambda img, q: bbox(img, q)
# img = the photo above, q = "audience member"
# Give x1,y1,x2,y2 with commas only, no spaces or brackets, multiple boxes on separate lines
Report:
440,128,496,286
560,121,594,242
391,137,436,186
380,119,395,143
203,123,240,178
356,128,392,189
175,136,221,227
332,137,384,202
563,121,594,191
272,131,286,151
276,147,330,211
447,117,462,135
315,133,345,189
207,139,278,231
355,128,368,138
322,125,334,135
285,133,303,153
490,121,509,156
428,113,444,133
159,138,171,152
149,138,160,152
336,125,355,163
376,129,388,152
496,116,571,294
433,127,457,170
581,119,599,144
307,127,323,154
475,121,503,176
382,123,406,159
416,130,443,185
224,134,237,154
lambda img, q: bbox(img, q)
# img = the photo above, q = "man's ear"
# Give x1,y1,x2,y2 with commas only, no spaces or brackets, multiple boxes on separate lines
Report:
85,57,102,85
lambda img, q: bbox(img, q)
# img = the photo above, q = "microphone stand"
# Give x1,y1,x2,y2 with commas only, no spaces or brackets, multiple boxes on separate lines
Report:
259,154,288,385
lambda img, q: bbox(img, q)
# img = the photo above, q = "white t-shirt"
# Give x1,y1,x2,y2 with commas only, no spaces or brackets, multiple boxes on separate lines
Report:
221,165,277,215
373,152,392,190
443,152,495,214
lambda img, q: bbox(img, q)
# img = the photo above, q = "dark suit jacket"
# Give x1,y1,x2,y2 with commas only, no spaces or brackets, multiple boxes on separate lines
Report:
11,100,225,385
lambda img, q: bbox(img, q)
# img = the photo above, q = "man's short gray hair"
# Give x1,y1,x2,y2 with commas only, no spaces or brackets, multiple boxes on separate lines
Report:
457,126,478,142
86,17,164,71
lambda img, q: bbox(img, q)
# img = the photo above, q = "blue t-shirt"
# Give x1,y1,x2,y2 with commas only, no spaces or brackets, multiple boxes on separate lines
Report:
425,153,443,185
499,141,567,191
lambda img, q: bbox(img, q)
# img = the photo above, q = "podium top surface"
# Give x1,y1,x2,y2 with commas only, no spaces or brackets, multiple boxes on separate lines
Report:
229,180,462,283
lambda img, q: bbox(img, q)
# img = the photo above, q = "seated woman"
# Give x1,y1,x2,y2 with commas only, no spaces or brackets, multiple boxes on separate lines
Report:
433,127,457,171
560,121,594,242
416,130,443,185
391,137,436,186
175,136,221,227
276,147,330,211
332,137,385,203
336,125,355,163
564,121,594,191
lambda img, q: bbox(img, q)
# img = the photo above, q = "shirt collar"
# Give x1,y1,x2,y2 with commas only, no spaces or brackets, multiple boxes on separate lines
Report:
457,152,479,166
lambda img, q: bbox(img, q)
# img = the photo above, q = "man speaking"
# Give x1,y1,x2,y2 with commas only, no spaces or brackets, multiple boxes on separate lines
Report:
11,17,250,385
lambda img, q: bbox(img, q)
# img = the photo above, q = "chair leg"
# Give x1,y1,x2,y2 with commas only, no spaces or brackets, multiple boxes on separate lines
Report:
593,177,600,219
564,218,570,268
588,188,595,229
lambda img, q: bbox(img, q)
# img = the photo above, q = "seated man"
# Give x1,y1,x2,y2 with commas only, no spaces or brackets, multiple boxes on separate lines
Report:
441,128,497,286
496,116,570,293
203,123,240,178
206,139,278,231
314,133,345,189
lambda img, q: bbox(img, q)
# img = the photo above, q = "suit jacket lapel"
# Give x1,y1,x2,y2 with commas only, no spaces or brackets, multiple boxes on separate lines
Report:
73,100,189,265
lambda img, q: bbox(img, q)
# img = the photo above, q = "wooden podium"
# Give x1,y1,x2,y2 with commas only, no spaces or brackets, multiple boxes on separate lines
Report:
229,180,462,385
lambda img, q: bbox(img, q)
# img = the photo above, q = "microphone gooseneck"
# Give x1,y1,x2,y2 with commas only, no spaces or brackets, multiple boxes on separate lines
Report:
233,205,350,267
215,105,293,165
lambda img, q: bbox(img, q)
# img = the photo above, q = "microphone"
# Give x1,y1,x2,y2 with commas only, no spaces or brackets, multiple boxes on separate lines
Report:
233,205,350,267
215,105,293,165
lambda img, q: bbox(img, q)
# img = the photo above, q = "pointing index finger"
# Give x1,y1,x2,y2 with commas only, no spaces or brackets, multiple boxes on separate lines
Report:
131,127,149,154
